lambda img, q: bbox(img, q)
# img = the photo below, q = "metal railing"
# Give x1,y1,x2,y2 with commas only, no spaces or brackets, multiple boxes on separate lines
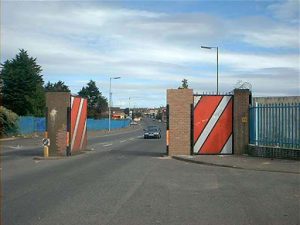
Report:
249,103,300,149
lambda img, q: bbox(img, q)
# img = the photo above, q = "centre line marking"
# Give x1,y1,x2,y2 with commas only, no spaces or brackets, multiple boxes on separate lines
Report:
103,143,113,147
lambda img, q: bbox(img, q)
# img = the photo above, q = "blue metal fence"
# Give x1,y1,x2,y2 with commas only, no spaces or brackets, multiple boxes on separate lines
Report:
87,119,131,130
249,103,300,149
18,117,131,134
19,117,46,134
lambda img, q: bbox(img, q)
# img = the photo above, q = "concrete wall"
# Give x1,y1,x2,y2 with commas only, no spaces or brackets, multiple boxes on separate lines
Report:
167,89,193,156
253,96,300,104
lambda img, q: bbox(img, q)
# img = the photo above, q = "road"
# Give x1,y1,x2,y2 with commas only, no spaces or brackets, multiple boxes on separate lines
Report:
1,118,300,225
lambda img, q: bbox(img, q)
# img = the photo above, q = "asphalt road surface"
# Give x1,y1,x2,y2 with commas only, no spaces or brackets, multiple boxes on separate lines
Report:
1,118,300,225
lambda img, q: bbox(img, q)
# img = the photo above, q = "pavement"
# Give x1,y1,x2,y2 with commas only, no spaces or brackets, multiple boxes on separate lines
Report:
172,154,300,174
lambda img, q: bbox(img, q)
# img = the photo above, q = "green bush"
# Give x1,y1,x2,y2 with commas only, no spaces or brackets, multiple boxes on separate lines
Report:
0,106,19,137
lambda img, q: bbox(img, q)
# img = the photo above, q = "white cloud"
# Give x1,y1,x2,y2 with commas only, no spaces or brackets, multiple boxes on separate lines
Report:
268,0,300,23
1,1,299,107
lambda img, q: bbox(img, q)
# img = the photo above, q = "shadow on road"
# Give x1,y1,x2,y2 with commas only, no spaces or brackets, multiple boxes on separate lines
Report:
1,147,43,158
110,149,165,157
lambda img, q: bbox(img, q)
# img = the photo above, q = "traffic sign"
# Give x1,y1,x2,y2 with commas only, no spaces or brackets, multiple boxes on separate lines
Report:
42,138,50,146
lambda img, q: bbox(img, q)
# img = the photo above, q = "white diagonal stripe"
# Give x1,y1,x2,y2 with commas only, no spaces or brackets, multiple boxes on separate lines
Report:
194,96,201,107
71,96,74,109
194,96,231,153
80,121,87,150
220,135,232,154
71,98,84,150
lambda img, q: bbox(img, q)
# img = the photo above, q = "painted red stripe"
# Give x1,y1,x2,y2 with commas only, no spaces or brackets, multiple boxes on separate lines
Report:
71,97,80,138
200,99,233,154
74,99,87,151
194,96,223,143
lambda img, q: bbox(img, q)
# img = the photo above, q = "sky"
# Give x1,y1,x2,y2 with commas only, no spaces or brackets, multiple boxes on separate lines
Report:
1,0,299,108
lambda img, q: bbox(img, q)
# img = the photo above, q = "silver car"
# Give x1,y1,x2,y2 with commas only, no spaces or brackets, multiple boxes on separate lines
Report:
144,127,161,139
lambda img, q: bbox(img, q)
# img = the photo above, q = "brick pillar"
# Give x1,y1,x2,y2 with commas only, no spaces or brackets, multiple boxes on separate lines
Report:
167,89,193,156
233,89,251,155
46,92,70,156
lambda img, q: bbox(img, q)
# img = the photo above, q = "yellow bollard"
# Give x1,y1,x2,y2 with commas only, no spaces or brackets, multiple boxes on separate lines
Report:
44,146,49,157
166,130,169,146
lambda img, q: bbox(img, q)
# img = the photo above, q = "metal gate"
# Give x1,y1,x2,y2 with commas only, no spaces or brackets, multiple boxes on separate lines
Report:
193,95,233,154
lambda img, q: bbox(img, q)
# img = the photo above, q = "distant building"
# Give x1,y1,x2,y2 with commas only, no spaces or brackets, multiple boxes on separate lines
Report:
110,107,126,119
144,108,159,118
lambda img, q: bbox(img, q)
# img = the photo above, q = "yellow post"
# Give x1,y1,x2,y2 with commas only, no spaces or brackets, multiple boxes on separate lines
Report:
166,130,169,146
44,146,49,157
43,132,49,157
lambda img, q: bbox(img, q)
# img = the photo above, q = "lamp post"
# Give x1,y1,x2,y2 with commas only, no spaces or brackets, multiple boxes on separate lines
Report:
201,45,219,94
109,76,121,132
128,97,131,118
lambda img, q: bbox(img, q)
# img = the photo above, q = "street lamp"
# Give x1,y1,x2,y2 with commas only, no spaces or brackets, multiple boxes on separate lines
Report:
109,76,121,132
128,97,131,118
201,45,219,94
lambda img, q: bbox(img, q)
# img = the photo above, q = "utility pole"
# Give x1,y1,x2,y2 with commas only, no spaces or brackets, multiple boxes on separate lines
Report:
201,45,219,94
108,76,121,132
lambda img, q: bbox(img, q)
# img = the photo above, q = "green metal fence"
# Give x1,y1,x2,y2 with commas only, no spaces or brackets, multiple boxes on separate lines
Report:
249,103,300,149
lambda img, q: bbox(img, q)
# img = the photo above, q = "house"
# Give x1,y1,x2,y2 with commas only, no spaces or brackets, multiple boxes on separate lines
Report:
111,107,126,119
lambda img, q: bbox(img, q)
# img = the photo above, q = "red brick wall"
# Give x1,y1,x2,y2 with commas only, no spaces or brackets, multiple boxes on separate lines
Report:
167,89,193,156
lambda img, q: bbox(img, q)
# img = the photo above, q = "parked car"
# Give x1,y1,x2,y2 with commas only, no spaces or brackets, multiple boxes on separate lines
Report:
144,127,161,139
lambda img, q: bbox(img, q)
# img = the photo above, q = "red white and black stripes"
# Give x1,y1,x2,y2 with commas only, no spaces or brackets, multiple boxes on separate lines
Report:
70,96,87,152
193,95,233,154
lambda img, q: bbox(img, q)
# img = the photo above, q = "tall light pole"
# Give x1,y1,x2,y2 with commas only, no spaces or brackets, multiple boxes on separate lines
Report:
201,45,219,94
128,97,131,118
109,76,121,131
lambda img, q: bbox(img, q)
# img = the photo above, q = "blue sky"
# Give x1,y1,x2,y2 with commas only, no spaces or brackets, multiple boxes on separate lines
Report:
1,0,299,108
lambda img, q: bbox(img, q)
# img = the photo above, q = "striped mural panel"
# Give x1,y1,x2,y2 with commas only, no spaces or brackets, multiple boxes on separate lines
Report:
193,95,233,154
70,96,87,152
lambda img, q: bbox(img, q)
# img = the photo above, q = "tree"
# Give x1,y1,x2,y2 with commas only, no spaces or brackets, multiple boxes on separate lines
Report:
0,106,19,137
78,80,108,119
45,81,70,92
0,49,45,116
178,78,188,89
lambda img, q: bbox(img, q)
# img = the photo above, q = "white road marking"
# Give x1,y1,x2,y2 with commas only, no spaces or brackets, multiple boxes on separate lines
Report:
103,143,113,147
120,140,127,143
7,145,22,149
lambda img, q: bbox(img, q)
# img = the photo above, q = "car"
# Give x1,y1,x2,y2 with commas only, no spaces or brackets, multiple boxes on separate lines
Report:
144,127,161,139
146,125,161,132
